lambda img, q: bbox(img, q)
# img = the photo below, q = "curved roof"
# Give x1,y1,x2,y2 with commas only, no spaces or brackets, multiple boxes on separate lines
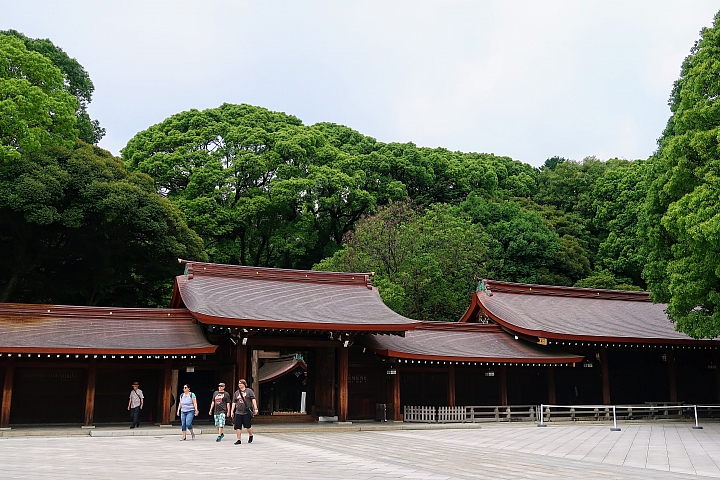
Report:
174,261,419,332
363,323,583,364
462,280,720,345
259,357,307,383
0,303,216,354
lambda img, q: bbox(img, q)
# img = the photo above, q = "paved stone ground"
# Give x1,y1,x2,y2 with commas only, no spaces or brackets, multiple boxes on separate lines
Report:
2,423,719,479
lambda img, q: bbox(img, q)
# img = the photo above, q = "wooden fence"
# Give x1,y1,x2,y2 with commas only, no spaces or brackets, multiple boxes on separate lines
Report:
404,405,537,423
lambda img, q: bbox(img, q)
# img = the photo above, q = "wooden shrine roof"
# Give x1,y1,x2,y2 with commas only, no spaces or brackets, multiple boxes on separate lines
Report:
461,280,720,345
362,322,584,364
258,356,307,383
173,260,419,332
0,303,217,354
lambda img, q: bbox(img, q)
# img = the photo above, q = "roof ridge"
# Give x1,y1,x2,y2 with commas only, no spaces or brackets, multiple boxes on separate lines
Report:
180,260,372,288
483,279,651,301
416,321,503,332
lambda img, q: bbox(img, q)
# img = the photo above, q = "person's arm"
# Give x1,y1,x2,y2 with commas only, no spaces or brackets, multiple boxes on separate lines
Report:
192,395,199,415
230,394,235,417
252,397,258,414
209,396,214,416
139,392,144,409
127,395,131,410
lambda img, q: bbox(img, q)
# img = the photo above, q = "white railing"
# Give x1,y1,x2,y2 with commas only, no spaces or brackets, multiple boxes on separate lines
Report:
404,405,537,423
538,403,720,431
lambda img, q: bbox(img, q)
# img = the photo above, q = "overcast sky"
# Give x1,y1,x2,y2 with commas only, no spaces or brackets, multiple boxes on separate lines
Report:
2,1,718,166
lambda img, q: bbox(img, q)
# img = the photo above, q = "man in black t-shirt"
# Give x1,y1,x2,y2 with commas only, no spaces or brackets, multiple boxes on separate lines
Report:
208,382,231,442
230,379,258,444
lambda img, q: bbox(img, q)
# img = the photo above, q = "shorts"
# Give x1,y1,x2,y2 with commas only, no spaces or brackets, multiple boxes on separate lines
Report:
214,413,227,428
234,413,252,430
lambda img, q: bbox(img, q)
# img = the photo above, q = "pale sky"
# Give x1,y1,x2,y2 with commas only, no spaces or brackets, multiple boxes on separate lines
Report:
2,1,718,166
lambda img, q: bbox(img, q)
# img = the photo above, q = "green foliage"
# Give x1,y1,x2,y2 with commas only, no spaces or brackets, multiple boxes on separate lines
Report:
0,30,105,144
0,35,78,162
0,142,206,306
314,202,489,321
642,11,720,338
573,270,643,291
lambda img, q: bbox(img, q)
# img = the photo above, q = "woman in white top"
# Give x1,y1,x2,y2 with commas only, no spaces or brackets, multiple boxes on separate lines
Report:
177,384,199,440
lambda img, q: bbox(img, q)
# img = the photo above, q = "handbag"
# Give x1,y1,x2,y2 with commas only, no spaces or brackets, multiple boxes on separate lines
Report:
238,390,255,417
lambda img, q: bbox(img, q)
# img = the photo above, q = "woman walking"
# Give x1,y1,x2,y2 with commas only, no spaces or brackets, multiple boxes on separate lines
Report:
177,384,199,440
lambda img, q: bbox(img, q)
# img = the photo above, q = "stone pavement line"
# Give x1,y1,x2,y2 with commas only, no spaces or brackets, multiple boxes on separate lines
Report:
0,424,717,479
372,424,720,478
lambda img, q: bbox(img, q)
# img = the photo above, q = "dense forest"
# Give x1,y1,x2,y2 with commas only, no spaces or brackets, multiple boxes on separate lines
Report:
3,12,720,337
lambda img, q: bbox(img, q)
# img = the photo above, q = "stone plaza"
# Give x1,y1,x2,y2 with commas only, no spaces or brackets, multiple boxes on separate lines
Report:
2,422,720,479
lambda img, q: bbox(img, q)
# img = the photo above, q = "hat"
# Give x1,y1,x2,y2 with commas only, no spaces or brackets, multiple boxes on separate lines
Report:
218,382,226,387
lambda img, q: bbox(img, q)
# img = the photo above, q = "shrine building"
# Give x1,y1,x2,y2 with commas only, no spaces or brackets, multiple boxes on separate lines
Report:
0,261,718,428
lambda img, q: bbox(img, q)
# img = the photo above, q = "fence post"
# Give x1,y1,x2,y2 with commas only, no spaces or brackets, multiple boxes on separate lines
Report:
538,404,546,427
693,405,703,429
611,405,621,431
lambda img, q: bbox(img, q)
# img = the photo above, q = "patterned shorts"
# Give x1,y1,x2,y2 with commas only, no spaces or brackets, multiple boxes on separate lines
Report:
214,413,226,427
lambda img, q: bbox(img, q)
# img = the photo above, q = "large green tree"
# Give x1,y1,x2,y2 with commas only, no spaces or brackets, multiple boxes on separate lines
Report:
0,35,78,162
1,30,105,144
0,142,205,306
643,10,720,338
314,202,490,322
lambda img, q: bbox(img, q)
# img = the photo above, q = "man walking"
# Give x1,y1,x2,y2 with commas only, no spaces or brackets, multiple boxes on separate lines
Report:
230,379,259,444
127,381,144,428
209,382,231,442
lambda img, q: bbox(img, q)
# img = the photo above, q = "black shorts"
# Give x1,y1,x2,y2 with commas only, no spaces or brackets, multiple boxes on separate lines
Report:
234,413,252,430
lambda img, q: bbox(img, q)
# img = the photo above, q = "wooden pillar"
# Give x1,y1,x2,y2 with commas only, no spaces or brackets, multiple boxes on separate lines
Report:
667,350,677,402
235,344,247,382
84,358,97,427
391,370,400,420
714,352,720,403
600,347,611,405
1,358,15,429
448,364,456,407
337,347,349,422
160,359,172,425
547,366,556,405
251,349,260,410
499,365,508,406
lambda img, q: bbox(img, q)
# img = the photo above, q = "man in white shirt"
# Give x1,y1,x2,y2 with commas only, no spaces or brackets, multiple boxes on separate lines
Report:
127,381,144,428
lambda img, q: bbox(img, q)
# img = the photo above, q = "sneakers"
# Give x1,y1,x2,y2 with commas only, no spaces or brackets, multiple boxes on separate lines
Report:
248,435,253,443
181,437,186,441
234,440,241,445
191,432,195,440
216,433,224,442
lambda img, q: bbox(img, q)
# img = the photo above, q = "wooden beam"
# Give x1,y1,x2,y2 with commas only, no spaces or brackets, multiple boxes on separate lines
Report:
337,347,349,422
667,350,677,403
247,337,341,348
235,344,247,382
1,358,14,429
499,365,507,406
714,352,720,403
600,347,611,405
160,358,172,425
251,349,260,409
448,364,456,407
84,358,97,427
391,370,402,422
547,366,556,405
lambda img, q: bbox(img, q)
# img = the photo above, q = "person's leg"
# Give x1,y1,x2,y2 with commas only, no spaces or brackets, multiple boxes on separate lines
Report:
180,411,188,439
186,411,195,439
246,415,253,443
130,407,139,428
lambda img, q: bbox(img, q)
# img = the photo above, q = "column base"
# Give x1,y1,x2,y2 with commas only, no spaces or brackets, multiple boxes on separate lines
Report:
81,425,96,429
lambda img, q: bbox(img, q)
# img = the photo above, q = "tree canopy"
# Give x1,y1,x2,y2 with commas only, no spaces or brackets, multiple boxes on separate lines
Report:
0,29,105,144
314,202,490,322
0,141,206,306
642,11,720,338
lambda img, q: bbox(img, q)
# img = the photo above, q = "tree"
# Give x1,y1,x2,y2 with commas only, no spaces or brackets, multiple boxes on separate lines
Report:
0,30,105,144
643,10,720,338
0,35,78,162
0,142,206,306
314,202,490,321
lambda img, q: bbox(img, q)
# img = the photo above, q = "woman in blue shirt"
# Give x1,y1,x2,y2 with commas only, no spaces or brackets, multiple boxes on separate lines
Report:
177,384,199,440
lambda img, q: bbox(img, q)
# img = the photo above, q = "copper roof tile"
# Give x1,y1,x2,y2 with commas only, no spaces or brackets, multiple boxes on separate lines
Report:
176,261,419,332
0,303,216,354
363,322,583,363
